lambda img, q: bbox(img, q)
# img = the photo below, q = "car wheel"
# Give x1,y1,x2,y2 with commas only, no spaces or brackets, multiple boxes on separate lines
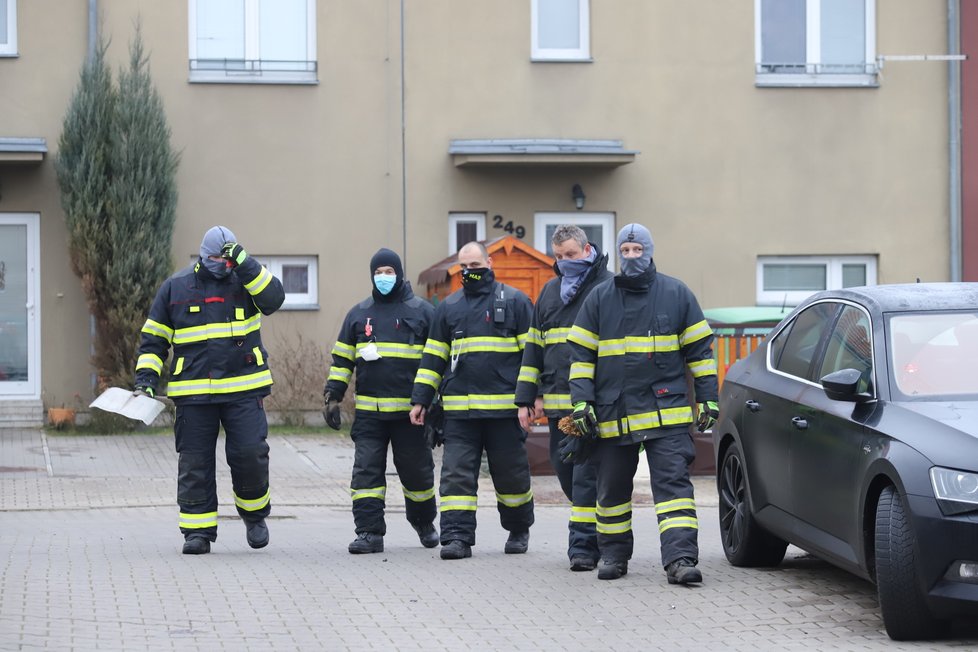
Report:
717,442,788,566
875,485,946,641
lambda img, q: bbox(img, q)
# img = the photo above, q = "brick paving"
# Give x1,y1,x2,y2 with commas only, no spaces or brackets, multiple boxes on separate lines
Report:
1,429,976,650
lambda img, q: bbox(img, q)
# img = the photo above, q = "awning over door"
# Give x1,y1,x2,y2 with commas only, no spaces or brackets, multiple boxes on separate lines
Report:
449,139,637,168
0,138,47,164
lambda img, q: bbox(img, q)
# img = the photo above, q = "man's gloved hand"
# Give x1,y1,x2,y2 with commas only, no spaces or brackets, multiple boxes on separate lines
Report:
696,400,719,432
572,401,598,439
424,400,445,449
221,242,248,267
557,434,581,464
323,390,341,430
133,386,154,399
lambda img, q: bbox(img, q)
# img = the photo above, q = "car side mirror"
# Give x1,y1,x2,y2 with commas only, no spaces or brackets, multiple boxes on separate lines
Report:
821,368,872,402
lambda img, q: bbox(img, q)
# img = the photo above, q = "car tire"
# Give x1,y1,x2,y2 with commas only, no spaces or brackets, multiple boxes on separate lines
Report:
717,442,788,566
875,485,946,641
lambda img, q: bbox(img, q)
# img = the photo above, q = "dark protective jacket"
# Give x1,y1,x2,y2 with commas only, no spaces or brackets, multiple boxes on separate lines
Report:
514,249,613,416
135,257,284,404
410,280,532,419
567,264,718,444
325,281,434,419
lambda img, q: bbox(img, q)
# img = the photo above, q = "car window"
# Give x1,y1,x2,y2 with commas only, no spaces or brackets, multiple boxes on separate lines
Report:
819,305,873,394
770,302,838,380
890,311,978,397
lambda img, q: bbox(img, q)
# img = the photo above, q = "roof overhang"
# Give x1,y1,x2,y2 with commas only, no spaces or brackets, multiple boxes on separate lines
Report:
0,138,48,164
449,138,637,168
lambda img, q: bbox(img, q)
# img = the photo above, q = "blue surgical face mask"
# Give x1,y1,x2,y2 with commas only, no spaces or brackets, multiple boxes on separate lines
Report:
374,274,397,295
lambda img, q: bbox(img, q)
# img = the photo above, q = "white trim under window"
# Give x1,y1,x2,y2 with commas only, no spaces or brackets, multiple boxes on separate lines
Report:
188,0,317,84
448,213,486,254
531,0,590,62
260,255,318,309
534,212,614,271
754,0,877,88
0,0,18,57
757,255,877,307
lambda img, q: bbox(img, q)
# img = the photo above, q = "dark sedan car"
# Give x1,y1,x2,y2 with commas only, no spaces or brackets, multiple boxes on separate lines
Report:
714,283,978,641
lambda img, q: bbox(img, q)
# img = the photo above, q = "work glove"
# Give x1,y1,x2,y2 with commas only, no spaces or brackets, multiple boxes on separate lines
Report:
696,400,719,432
424,400,445,449
571,401,598,440
132,386,154,399
221,242,248,267
323,390,341,430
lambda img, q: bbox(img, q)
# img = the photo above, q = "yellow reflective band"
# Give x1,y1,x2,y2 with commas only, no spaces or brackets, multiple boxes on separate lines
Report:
252,347,264,366
597,519,632,535
354,395,412,412
655,498,697,514
567,325,599,350
442,394,518,411
351,486,387,501
596,335,681,357
688,358,718,378
542,327,572,345
660,406,694,426
167,369,274,397
598,419,624,438
570,506,597,523
543,394,572,411
179,511,218,529
441,495,478,511
526,327,544,347
331,341,356,361
450,336,521,354
234,490,270,512
235,307,245,321
243,266,273,294
403,487,436,502
659,516,699,533
423,339,450,361
569,361,595,380
357,341,424,360
141,319,174,343
414,368,443,389
517,333,528,349
495,490,533,508
172,314,262,345
136,353,164,374
596,501,631,518
173,357,185,376
680,319,713,347
626,410,662,431
517,366,540,384
327,366,352,383
189,305,201,313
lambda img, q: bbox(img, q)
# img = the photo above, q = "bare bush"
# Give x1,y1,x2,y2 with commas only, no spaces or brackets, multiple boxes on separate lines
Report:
265,329,326,427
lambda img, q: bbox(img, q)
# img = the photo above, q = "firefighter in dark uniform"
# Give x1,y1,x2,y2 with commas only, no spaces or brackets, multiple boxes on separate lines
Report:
514,225,612,572
134,225,284,555
409,241,535,560
567,223,719,583
324,248,439,554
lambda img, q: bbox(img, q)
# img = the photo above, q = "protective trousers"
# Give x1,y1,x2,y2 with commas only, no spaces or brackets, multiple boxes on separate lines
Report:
548,418,599,562
173,397,271,541
349,416,436,535
593,431,698,567
439,417,534,546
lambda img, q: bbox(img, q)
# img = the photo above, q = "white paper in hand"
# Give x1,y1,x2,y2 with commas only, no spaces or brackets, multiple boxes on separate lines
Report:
89,387,166,426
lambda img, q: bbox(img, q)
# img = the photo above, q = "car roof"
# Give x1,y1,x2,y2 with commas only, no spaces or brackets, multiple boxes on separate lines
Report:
808,283,978,314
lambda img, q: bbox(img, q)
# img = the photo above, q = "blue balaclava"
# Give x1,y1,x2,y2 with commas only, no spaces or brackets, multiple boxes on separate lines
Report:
199,225,236,278
616,223,654,277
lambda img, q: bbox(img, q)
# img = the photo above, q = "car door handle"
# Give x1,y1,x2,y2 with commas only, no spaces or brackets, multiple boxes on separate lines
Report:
791,416,808,430
745,400,760,413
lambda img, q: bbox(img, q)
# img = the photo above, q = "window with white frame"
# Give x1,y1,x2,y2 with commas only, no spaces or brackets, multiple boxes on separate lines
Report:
534,212,614,271
448,213,486,254
0,0,17,57
757,255,877,306
260,256,318,309
188,0,317,84
531,0,590,62
755,0,877,87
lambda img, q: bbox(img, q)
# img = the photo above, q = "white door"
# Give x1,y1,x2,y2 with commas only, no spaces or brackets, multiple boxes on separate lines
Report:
0,214,40,398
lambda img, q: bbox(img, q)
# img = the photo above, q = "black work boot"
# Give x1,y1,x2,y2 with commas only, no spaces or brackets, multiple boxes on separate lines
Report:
570,556,597,572
348,532,384,554
504,529,529,554
597,560,628,580
440,540,472,560
413,522,439,549
182,535,211,555
246,519,269,549
665,557,703,585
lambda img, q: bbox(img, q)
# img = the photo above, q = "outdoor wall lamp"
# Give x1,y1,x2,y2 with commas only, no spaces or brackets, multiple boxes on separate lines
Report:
572,183,586,210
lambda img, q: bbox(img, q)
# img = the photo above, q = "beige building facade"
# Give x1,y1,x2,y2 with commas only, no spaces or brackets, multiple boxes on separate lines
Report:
0,1,959,423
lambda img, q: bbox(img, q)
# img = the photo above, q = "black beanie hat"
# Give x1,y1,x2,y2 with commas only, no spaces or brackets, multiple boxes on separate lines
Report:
370,248,403,283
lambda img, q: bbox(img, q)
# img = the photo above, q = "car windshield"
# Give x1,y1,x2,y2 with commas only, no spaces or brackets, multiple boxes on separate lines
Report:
889,311,978,398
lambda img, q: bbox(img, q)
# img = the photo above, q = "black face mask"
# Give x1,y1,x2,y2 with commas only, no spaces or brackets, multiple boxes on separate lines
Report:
461,267,493,291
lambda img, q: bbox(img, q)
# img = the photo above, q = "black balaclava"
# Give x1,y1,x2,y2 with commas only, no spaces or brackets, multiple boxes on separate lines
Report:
369,248,404,300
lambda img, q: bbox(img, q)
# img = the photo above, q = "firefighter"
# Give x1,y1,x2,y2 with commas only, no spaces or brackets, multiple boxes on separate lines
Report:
134,226,284,555
409,241,535,560
567,223,718,583
514,225,612,572
324,248,438,554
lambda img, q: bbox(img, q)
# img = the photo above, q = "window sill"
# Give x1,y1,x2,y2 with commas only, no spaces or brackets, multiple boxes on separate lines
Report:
188,70,318,85
280,303,319,311
0,52,19,58
755,73,879,88
530,56,594,64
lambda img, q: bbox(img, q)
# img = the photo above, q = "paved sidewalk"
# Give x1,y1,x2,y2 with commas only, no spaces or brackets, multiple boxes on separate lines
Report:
1,429,976,650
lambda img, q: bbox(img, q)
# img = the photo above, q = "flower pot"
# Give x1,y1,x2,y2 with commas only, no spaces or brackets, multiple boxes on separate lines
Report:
48,407,76,428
